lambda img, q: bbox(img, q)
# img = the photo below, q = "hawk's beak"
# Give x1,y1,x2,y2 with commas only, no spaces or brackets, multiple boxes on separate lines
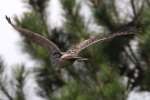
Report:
60,54,71,59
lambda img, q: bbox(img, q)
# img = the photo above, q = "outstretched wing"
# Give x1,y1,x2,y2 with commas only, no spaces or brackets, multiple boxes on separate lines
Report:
67,31,135,55
5,16,62,54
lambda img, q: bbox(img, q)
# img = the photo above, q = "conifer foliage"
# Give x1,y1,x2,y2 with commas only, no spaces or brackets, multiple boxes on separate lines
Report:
1,0,150,100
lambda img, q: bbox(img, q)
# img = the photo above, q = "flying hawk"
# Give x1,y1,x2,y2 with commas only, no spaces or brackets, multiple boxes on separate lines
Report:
5,16,135,65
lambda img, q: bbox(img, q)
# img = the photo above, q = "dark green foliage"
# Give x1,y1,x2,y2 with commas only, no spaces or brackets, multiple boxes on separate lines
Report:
61,0,76,14
0,61,26,100
1,0,150,100
93,0,121,31
13,66,27,100
27,0,48,18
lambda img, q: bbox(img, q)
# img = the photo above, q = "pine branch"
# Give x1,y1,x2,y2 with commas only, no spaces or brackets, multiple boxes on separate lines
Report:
130,0,137,17
0,83,13,100
124,48,137,65
127,44,140,65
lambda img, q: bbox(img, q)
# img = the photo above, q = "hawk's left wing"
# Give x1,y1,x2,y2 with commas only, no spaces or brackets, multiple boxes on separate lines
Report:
5,16,62,54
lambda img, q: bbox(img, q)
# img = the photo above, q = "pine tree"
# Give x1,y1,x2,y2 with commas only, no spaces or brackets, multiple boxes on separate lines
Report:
1,0,150,100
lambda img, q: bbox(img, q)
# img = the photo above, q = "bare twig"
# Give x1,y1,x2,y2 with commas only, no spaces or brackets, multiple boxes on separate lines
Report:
127,44,140,64
0,83,13,100
124,48,137,65
130,0,137,17
131,0,145,24
146,0,150,7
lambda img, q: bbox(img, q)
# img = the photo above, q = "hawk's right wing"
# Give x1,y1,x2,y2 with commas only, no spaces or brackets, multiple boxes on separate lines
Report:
67,31,135,55
5,16,62,54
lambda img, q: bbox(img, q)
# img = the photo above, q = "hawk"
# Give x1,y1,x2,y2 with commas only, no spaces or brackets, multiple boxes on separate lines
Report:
5,16,135,65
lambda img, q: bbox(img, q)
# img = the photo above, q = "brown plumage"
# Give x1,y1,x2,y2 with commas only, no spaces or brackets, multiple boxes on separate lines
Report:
5,16,135,65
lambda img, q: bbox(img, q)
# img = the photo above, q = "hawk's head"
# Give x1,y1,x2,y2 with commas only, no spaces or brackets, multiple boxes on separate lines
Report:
60,53,75,60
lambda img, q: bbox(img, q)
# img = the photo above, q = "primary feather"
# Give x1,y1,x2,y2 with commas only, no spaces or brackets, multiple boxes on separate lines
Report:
67,31,135,55
5,16,61,54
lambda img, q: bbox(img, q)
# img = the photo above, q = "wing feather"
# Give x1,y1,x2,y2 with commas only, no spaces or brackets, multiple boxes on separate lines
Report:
68,31,135,55
5,16,61,54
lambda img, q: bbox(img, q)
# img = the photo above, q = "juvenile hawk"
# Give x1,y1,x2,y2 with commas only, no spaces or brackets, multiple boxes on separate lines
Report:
5,16,135,65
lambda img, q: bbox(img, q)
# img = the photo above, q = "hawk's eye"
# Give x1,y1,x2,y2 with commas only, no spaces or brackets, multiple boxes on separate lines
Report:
68,50,75,54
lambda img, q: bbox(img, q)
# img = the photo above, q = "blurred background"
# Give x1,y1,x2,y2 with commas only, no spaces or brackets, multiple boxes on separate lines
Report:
0,0,150,100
